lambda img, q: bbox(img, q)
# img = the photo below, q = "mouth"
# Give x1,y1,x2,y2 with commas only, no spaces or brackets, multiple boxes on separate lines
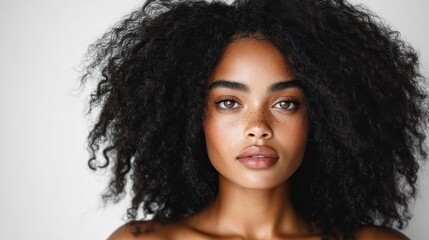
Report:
236,146,279,169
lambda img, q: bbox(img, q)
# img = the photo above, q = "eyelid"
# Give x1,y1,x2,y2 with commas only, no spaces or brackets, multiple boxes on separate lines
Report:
272,97,300,111
214,96,242,110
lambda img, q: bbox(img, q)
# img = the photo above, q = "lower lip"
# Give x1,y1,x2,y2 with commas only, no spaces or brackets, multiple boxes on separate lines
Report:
237,157,278,169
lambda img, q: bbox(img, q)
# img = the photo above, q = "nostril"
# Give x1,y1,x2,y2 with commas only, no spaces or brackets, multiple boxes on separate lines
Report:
247,132,271,138
245,122,273,139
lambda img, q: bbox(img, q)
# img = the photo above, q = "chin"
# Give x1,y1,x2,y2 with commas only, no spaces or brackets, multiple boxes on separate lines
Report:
224,171,293,190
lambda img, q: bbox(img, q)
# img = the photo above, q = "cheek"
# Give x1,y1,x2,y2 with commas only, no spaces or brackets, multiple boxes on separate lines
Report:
203,116,227,157
291,122,308,145
274,119,309,181
277,118,309,154
203,115,240,164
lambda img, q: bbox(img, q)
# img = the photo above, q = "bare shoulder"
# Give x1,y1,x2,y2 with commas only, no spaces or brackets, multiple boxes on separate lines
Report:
107,220,171,240
355,226,409,240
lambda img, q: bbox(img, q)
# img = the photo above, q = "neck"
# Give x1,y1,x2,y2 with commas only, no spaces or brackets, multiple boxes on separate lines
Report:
197,176,308,239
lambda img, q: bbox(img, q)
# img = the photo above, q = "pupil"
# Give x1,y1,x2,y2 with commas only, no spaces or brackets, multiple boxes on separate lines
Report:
225,101,234,108
282,102,290,108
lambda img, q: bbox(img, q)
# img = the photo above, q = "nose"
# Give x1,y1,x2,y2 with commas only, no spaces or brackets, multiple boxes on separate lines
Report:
244,112,273,140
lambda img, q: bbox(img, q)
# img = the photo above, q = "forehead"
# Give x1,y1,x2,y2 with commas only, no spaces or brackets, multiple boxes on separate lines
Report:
208,38,294,84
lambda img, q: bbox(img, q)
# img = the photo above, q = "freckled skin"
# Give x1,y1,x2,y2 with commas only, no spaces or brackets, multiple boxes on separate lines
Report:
203,38,309,189
108,37,409,240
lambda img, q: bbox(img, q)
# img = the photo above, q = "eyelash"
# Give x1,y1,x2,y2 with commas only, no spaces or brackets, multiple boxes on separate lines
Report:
215,97,242,110
214,97,300,112
272,99,300,112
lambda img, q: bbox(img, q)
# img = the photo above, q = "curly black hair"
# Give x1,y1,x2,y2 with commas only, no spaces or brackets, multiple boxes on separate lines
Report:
81,0,428,238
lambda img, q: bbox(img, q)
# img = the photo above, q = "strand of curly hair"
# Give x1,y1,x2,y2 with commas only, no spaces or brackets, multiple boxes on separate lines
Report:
81,0,428,238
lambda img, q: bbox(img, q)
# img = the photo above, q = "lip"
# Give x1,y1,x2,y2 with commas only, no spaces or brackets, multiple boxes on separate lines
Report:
236,146,279,169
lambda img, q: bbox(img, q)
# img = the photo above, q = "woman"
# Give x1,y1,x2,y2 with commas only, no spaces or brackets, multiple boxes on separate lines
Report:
81,0,428,239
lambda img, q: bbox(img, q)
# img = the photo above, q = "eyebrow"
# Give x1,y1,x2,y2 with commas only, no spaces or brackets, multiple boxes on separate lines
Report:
207,79,301,93
207,80,250,92
268,80,301,92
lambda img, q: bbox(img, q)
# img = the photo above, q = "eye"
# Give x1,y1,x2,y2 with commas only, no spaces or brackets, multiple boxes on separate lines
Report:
215,99,241,110
272,100,299,111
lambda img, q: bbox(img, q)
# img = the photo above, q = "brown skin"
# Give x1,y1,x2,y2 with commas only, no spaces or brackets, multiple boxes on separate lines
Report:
108,38,409,240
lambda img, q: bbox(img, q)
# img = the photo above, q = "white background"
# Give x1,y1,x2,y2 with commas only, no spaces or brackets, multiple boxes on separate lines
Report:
0,0,427,239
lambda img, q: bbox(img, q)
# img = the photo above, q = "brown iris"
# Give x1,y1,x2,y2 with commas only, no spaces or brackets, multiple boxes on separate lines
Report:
223,100,236,108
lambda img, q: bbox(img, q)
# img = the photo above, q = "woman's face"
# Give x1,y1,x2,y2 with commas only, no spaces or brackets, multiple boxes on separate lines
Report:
203,38,309,189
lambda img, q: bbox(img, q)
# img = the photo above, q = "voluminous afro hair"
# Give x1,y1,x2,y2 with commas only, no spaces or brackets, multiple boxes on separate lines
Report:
81,0,428,238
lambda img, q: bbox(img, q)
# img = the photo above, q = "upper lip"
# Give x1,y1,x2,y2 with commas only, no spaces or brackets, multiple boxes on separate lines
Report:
236,145,279,159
